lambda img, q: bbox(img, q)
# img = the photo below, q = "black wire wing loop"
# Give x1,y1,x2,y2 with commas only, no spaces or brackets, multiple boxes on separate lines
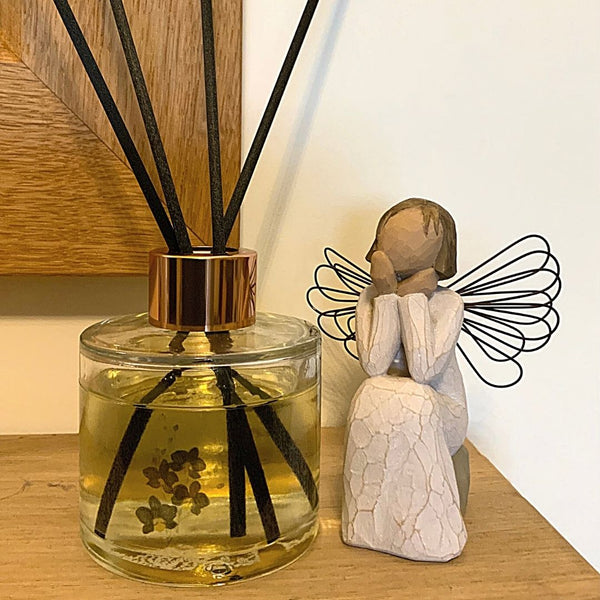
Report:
306,247,370,359
448,234,561,387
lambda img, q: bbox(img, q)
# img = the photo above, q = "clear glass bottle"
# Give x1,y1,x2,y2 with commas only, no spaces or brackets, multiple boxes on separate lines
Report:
78,249,321,585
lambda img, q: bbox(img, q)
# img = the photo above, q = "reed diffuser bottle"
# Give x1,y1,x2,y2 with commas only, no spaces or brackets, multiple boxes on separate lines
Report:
53,0,322,586
79,248,321,584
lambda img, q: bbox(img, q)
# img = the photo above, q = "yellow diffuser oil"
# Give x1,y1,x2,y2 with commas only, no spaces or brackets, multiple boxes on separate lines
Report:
80,313,320,585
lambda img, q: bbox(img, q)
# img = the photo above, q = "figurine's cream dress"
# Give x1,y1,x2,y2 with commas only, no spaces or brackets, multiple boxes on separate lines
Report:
342,285,468,562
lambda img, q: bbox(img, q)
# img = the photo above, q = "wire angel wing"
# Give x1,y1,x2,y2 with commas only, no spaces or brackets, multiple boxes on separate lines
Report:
446,234,561,387
306,247,370,358
306,234,561,388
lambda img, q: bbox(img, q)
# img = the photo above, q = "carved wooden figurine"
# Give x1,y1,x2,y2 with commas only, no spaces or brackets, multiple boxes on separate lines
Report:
342,198,468,562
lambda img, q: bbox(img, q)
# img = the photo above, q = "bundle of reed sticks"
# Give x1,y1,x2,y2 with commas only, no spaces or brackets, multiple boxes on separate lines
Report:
52,0,319,543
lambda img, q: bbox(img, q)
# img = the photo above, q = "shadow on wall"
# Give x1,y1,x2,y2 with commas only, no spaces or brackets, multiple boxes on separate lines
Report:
257,0,350,292
0,276,148,316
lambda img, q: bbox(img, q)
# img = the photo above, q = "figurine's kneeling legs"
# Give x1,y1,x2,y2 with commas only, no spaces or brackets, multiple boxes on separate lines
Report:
342,375,467,562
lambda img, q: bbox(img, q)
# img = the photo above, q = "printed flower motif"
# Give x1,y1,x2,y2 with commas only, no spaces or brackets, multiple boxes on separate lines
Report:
135,495,177,534
143,459,179,493
169,447,207,479
171,483,191,506
170,481,210,515
189,481,210,515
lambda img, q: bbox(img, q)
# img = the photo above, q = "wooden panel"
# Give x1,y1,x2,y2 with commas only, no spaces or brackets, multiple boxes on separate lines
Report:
0,61,166,274
0,37,17,63
0,0,21,54
0,429,597,599
0,0,241,274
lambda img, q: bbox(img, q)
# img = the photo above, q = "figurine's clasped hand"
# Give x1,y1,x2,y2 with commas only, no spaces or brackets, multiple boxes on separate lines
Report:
370,251,397,295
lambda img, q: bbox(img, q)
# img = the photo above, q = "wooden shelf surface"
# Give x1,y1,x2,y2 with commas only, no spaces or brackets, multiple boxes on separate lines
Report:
0,429,597,599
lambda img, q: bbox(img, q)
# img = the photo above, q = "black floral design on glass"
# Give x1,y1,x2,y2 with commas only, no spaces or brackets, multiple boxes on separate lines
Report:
170,481,209,515
169,447,207,479
135,495,177,534
171,483,190,506
143,459,178,493
189,481,209,515
138,446,210,532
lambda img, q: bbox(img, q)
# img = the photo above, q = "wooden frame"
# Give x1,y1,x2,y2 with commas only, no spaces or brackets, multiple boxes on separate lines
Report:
0,0,241,275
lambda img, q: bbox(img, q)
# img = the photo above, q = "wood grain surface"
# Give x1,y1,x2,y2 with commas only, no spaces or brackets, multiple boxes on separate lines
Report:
0,429,597,599
0,36,17,62
0,0,241,274
0,60,167,274
0,0,21,55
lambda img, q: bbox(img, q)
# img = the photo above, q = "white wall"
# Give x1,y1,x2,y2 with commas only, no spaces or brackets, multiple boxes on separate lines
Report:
0,277,147,433
240,0,600,572
0,0,598,573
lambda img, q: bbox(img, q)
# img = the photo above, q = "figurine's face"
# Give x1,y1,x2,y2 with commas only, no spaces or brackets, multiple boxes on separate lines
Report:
377,207,443,279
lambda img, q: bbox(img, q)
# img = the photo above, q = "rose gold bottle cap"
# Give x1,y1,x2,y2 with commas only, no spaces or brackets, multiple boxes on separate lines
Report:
148,247,257,332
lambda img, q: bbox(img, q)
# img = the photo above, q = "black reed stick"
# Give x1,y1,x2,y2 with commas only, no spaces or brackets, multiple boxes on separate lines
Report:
168,331,190,354
200,0,226,253
53,0,179,253
208,330,280,541
234,406,280,543
221,0,319,243
214,367,248,538
108,0,192,254
232,370,319,510
95,331,189,537
226,405,247,538
94,369,183,538
214,367,280,543
199,1,264,539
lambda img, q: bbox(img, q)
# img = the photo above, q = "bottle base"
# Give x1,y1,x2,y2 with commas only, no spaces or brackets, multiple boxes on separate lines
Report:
80,520,319,586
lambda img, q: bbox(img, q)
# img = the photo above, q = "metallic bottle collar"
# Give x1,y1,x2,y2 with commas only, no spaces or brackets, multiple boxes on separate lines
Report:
148,247,257,332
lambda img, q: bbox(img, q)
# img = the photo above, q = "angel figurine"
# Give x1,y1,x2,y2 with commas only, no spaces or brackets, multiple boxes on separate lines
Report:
307,197,561,562
342,198,468,561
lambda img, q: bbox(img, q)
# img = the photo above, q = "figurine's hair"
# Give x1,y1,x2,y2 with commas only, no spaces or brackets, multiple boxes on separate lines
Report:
365,198,457,280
